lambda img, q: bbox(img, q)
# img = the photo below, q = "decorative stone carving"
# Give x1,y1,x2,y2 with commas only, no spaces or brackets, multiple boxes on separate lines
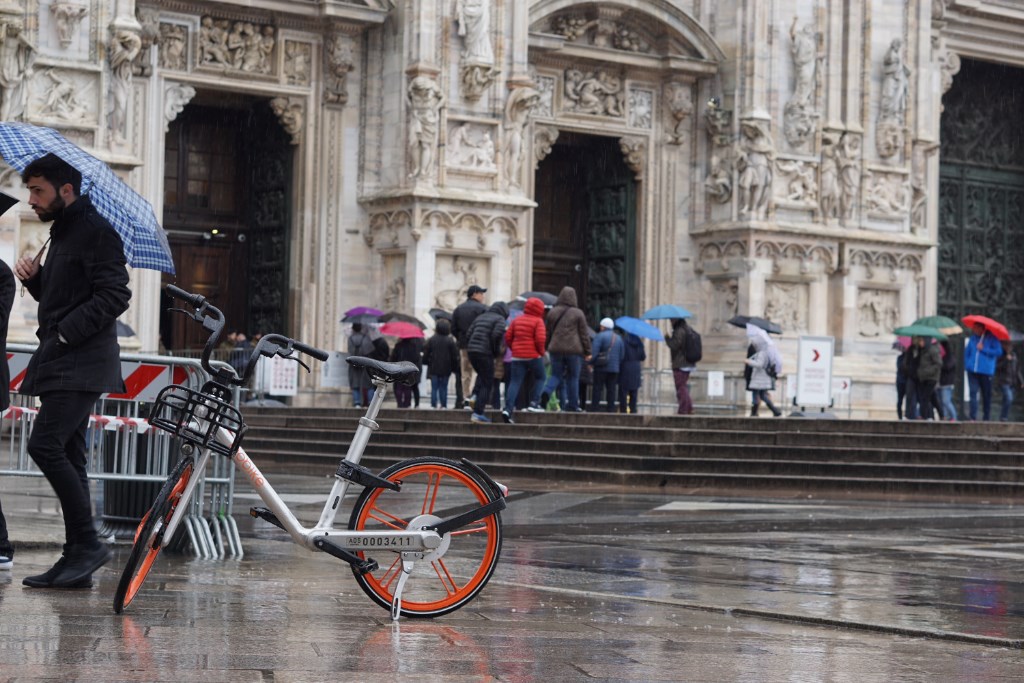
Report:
534,75,555,118
50,2,89,49
704,100,732,147
709,278,739,333
864,169,911,218
0,17,36,122
551,15,589,42
857,288,900,337
704,153,732,203
838,133,861,221
164,83,196,132
695,239,749,274
159,23,187,71
619,136,646,179
533,125,559,167
284,41,311,87
755,240,837,275
503,87,540,187
39,68,89,122
459,64,500,102
455,0,493,64
848,247,923,279
133,7,160,77
775,158,818,206
365,210,412,248
628,88,652,129
736,119,774,219
198,17,275,75
269,97,304,145
764,281,808,333
937,47,961,97
447,123,496,171
324,34,354,106
876,38,910,158
613,25,650,53
564,68,623,117
665,82,693,145
784,19,821,149
383,276,406,312
433,254,488,312
910,142,938,233
407,76,445,181
820,132,841,220
551,14,651,54
108,28,142,143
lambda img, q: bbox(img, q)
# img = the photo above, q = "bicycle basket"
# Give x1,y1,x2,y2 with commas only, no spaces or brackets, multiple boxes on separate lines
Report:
149,383,247,457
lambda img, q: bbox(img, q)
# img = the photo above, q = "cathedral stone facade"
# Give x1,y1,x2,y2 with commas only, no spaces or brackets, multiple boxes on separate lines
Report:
0,0,1019,416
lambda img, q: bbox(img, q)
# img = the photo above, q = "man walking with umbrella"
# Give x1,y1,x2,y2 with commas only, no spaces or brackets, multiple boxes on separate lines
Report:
14,153,131,588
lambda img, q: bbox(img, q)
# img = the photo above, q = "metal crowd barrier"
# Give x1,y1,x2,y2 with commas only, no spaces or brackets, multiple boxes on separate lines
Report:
0,344,243,559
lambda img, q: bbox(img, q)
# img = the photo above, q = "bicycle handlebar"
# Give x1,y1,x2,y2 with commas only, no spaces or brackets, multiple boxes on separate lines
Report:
164,285,329,386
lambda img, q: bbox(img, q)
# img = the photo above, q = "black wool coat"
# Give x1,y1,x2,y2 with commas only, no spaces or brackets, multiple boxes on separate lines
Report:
0,259,14,410
20,195,132,395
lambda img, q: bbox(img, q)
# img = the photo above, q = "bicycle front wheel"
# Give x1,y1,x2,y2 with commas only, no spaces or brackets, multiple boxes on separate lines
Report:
348,457,503,618
113,456,194,614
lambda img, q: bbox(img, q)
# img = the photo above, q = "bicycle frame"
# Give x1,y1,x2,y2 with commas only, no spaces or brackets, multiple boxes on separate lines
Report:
159,379,444,555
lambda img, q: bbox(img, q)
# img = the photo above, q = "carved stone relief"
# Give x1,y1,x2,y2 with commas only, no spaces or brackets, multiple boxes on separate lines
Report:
627,88,652,130
550,14,651,54
863,168,911,219
665,82,692,145
857,288,900,337
164,83,196,132
503,87,540,188
460,64,500,102
847,247,923,280
407,76,445,182
704,101,732,147
708,278,739,333
533,75,555,118
284,41,311,87
419,209,524,250
820,132,841,220
159,23,187,71
563,68,623,117
108,28,141,143
0,17,37,122
837,133,861,221
269,97,304,145
736,119,774,219
704,154,732,203
774,158,818,207
764,281,808,334
324,33,354,106
784,19,821,150
533,125,559,168
755,240,837,275
36,67,91,123
365,210,412,248
876,38,910,159
133,7,160,77
447,122,497,171
197,16,275,75
911,142,938,233
433,254,489,312
50,2,89,49
619,136,646,179
694,239,748,275
383,274,406,312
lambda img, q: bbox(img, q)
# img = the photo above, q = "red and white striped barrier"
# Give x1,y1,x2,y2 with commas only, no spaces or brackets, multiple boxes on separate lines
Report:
7,352,188,402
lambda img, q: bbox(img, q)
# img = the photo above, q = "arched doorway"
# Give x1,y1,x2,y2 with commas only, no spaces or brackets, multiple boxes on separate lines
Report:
532,133,636,324
160,91,292,351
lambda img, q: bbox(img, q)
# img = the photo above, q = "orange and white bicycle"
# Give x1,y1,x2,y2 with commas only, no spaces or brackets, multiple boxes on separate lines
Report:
112,285,507,619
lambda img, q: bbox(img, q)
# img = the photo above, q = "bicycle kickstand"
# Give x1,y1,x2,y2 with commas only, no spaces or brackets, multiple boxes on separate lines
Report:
390,558,415,621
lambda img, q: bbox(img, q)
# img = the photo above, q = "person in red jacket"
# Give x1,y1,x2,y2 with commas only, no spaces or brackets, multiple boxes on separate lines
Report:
501,297,547,423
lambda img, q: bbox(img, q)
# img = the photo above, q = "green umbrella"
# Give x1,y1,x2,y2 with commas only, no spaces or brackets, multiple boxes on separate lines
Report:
893,324,948,341
912,315,962,335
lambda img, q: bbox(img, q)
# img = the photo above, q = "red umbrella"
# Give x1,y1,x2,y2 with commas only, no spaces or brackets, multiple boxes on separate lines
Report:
379,321,425,339
961,315,1010,341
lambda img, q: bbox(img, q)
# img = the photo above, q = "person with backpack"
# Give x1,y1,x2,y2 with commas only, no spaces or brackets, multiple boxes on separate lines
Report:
465,301,509,423
618,330,647,414
451,285,488,408
539,286,592,412
347,322,376,408
665,317,700,415
589,318,626,412
423,319,459,409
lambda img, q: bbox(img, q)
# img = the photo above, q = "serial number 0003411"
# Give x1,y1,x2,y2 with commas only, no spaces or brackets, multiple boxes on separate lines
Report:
346,536,413,548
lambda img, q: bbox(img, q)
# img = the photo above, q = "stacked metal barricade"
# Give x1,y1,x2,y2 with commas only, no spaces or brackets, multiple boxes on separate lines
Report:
0,344,243,558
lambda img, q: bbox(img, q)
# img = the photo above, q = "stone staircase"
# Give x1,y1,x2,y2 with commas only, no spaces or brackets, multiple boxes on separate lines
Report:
238,407,1024,500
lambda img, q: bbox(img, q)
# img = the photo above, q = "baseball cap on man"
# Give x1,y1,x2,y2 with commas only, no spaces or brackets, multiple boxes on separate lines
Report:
467,285,487,296
600,317,614,330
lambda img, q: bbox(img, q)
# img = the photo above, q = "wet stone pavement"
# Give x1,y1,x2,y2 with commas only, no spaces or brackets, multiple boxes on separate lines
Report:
0,473,1022,682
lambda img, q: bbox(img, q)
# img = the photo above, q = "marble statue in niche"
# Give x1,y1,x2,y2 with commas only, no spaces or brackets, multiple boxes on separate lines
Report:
736,120,774,219
0,17,35,122
407,76,445,181
108,29,142,143
876,38,910,158
503,87,541,187
159,23,187,71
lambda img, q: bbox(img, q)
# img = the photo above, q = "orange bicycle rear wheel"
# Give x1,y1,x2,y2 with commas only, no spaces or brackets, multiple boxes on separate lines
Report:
113,456,194,614
348,457,503,618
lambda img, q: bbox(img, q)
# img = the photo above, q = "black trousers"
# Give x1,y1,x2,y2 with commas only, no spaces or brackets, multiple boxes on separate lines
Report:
0,498,10,555
28,391,101,547
468,353,494,416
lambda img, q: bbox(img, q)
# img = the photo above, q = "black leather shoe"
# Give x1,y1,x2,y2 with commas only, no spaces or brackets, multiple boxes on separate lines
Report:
23,549,96,589
34,543,111,588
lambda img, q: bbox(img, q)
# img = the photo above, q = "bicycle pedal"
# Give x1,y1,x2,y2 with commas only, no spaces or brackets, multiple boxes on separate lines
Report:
313,537,378,574
249,506,285,531
355,558,379,575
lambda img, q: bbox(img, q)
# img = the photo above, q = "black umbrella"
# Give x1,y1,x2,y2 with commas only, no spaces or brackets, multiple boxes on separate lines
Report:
429,308,452,321
0,191,17,218
379,311,427,329
517,291,558,307
728,315,782,335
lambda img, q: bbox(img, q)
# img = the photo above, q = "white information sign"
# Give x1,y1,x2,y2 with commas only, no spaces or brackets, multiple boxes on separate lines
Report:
795,336,834,407
831,376,852,397
706,370,725,397
256,356,299,396
321,352,349,388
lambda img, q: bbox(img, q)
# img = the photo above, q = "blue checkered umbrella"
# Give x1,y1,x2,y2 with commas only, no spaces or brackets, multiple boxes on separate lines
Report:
0,122,175,273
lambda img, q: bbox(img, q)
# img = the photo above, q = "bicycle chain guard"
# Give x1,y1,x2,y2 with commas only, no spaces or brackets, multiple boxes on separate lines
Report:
150,382,247,457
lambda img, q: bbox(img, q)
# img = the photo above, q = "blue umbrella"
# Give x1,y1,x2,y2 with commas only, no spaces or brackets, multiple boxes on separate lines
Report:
642,304,693,320
0,122,175,273
614,316,663,341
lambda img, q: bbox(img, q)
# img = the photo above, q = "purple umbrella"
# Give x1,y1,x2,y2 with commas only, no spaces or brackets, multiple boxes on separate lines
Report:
341,306,384,324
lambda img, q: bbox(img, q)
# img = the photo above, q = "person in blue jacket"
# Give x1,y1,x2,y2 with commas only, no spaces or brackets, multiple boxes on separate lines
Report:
964,323,1004,421
589,318,626,412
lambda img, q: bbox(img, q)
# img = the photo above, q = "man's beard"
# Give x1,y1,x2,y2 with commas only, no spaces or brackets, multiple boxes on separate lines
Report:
35,195,65,222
